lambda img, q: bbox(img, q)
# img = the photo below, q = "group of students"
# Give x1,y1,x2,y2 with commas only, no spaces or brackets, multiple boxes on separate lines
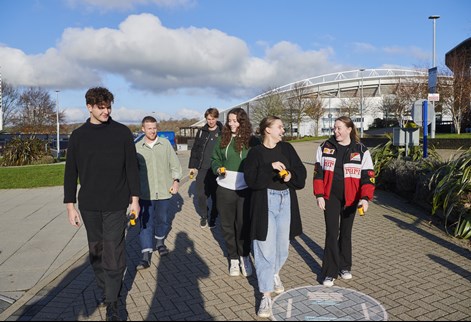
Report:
64,87,375,321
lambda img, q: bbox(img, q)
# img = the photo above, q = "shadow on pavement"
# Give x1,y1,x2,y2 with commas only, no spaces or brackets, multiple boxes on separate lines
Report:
15,260,99,320
384,214,471,260
145,231,212,320
291,233,323,282
427,254,471,283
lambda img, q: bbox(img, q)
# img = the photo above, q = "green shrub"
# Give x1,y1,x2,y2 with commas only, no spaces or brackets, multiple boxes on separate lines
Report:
1,137,50,166
31,155,55,165
430,148,471,239
394,160,420,198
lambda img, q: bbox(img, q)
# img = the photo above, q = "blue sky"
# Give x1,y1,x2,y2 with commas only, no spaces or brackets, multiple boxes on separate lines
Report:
1,0,470,124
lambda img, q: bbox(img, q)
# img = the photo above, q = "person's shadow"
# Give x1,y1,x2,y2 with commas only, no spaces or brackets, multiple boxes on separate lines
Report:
290,233,324,282
187,180,226,255
121,192,184,321
145,231,212,320
14,258,104,320
188,180,198,213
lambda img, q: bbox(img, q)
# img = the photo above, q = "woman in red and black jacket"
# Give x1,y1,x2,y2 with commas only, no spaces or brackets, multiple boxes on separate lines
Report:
313,116,375,287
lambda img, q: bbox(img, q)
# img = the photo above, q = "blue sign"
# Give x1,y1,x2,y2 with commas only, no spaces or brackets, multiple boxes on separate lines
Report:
428,67,437,93
157,131,176,147
134,131,177,150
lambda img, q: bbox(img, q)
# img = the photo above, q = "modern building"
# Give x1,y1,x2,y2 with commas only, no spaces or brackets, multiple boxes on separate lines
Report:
192,68,429,136
445,37,471,131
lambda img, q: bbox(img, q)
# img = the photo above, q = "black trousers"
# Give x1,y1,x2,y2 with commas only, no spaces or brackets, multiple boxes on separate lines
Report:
80,209,127,303
321,193,357,279
216,187,251,259
195,168,218,220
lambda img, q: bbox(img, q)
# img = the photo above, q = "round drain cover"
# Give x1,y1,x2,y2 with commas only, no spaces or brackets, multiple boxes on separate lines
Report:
272,285,388,321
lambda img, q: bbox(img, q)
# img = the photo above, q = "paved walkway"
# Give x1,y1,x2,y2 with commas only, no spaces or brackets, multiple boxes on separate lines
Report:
0,141,470,321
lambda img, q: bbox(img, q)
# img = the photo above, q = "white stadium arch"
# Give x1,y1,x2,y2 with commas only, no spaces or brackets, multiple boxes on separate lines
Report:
192,68,428,136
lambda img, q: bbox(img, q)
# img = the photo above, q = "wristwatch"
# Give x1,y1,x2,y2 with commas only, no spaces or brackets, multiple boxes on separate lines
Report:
173,179,180,183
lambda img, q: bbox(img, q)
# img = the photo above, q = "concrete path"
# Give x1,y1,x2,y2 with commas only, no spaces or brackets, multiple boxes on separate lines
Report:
0,141,470,321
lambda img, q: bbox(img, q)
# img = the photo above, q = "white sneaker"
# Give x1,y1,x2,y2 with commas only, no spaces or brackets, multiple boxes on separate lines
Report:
340,270,352,280
229,259,240,276
323,276,335,287
274,274,285,294
240,256,253,277
257,296,272,318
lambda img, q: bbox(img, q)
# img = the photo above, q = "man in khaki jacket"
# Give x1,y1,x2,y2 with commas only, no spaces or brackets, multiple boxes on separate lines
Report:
135,116,182,270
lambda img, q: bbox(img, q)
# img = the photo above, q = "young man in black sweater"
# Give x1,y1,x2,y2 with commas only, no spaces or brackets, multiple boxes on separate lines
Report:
64,87,140,321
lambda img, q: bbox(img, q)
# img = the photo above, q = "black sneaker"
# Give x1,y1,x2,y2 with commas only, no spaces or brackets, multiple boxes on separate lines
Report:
208,218,216,228
200,217,208,228
136,251,151,270
97,295,107,308
136,260,150,270
106,302,120,321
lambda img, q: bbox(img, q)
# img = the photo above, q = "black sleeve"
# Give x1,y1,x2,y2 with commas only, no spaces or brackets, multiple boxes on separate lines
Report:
244,147,273,190
63,132,78,204
188,129,202,168
284,143,307,190
124,129,140,198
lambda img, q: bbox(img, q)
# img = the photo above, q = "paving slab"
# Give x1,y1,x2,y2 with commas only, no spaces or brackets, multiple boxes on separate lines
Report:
0,142,470,321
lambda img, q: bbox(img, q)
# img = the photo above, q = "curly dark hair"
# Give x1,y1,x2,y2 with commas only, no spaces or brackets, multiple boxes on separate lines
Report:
220,108,253,153
85,87,114,106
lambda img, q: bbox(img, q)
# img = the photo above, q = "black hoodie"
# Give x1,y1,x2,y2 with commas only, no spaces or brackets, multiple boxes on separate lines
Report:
188,121,223,169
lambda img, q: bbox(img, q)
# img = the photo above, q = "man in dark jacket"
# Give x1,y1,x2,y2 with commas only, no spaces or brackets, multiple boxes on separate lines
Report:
188,108,223,228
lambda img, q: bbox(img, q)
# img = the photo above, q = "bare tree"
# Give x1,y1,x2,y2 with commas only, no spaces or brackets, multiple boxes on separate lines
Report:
305,97,324,136
1,79,20,128
286,81,311,138
390,75,428,125
445,49,471,133
338,97,359,117
11,87,66,134
251,87,286,128
380,94,403,121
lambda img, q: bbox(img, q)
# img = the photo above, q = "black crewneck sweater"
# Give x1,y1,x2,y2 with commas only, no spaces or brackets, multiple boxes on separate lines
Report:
63,118,140,211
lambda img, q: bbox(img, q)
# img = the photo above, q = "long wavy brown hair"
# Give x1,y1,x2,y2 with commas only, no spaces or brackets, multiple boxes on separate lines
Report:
220,108,253,153
335,116,360,143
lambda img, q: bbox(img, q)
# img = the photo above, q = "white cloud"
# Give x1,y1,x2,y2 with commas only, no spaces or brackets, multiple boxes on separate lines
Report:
351,42,377,53
66,0,195,11
383,46,429,61
63,108,89,123
1,13,343,107
175,108,203,120
0,47,97,88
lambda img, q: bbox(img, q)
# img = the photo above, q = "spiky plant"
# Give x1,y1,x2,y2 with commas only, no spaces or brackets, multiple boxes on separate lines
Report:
430,148,471,239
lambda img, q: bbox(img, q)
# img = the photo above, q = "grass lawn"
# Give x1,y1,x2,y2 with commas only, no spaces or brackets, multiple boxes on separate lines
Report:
434,133,471,139
0,163,65,189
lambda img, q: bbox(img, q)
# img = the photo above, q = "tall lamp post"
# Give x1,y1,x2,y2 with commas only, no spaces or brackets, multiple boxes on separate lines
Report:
55,90,60,161
359,68,365,138
0,66,3,132
429,15,440,138
321,92,335,135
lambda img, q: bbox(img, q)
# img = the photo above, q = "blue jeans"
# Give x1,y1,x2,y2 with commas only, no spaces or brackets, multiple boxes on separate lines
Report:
253,189,291,293
139,199,171,253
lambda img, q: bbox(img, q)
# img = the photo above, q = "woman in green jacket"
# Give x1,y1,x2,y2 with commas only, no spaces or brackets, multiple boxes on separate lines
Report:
211,107,258,277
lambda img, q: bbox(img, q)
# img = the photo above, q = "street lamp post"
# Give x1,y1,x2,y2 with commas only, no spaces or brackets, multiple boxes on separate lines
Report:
321,92,335,135
359,68,365,138
0,66,3,132
55,90,60,161
328,96,332,132
429,15,440,139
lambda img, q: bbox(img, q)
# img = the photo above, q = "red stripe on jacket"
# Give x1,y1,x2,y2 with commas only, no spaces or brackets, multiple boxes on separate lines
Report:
313,139,375,206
